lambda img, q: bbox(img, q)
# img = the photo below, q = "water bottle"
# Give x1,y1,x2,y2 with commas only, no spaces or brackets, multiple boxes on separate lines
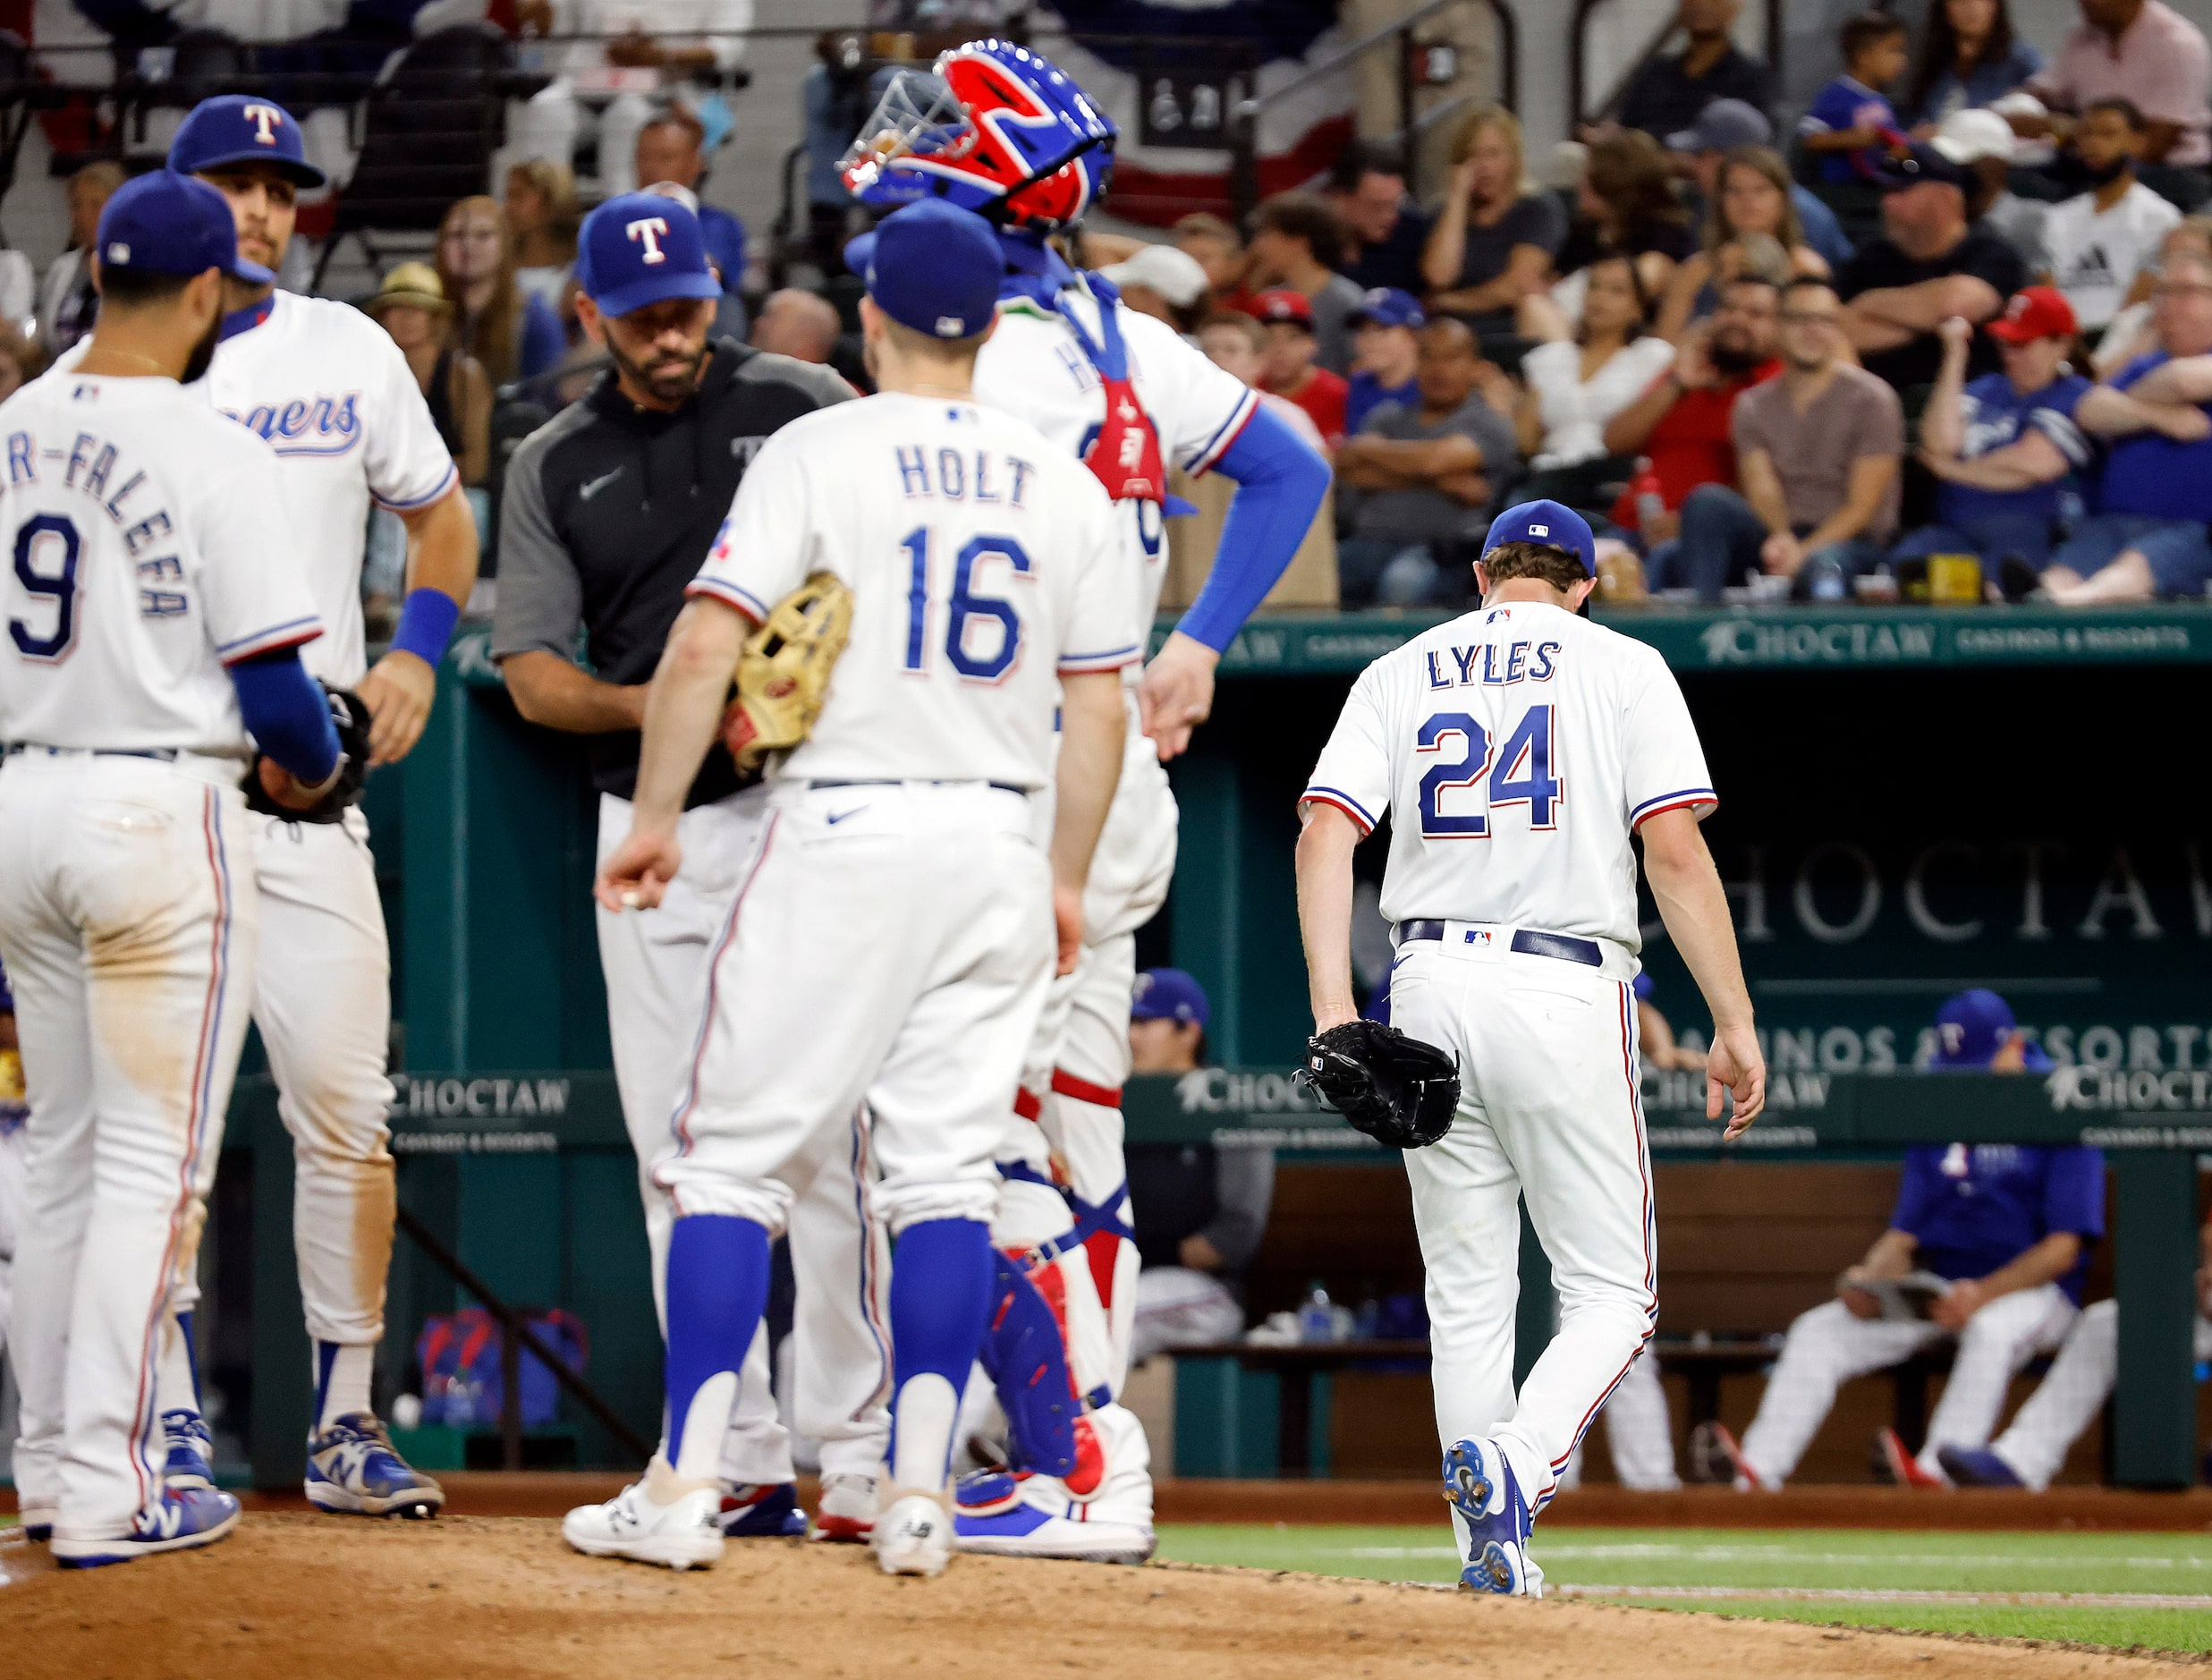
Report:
1298,1279,1335,1345
1631,457,1665,540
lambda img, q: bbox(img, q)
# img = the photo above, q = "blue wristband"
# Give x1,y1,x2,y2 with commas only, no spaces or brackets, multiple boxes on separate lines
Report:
390,587,461,668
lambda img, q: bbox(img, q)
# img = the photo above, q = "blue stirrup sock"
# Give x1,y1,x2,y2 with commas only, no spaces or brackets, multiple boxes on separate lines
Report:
886,1218,995,1493
663,1213,771,1481
312,1339,376,1430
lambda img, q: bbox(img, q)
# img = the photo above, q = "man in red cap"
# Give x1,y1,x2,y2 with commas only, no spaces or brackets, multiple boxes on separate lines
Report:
1255,288,1349,450
1905,284,2095,595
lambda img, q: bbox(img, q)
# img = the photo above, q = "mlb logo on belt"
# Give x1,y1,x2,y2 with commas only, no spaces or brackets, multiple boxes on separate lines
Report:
1463,929,1492,946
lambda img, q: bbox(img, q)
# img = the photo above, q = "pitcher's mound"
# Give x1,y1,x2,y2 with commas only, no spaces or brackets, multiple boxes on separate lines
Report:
0,1515,2173,1678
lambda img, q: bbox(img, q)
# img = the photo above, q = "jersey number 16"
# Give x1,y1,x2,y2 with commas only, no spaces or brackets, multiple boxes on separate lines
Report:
900,526,1031,683
1418,706,1560,837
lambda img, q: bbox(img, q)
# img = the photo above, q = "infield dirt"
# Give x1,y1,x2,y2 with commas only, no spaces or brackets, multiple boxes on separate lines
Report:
0,1515,2193,1679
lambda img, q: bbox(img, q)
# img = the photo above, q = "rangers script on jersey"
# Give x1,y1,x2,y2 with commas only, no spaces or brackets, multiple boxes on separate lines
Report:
1302,600,1716,949
0,369,322,754
688,391,1137,789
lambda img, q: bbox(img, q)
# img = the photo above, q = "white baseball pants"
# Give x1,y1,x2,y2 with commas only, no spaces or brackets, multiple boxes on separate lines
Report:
0,1113,21,1363
653,781,1051,1238
1987,1300,2212,1489
1737,1283,2079,1487
597,789,889,1484
1556,1347,1681,1492
0,753,258,1539
1389,931,1657,1522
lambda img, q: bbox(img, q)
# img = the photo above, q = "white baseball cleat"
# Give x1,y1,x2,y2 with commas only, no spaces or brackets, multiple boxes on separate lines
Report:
953,1403,1156,1565
808,1471,877,1544
873,1491,953,1578
563,1458,725,1571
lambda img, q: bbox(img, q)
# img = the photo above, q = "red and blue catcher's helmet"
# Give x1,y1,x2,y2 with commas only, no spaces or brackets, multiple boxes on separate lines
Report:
840,39,1115,230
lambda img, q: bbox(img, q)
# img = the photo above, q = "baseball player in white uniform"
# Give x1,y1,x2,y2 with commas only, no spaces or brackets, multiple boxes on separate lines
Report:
0,171,346,1564
60,96,479,1515
572,199,1132,1577
1296,502,1766,1594
839,38,1332,1560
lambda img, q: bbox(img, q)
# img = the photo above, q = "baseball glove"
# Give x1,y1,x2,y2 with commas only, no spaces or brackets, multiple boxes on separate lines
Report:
720,571,853,772
242,681,369,824
1300,1020,1461,1150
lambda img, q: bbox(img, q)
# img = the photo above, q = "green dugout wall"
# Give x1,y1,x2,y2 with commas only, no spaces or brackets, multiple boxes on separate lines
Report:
232,604,2212,1485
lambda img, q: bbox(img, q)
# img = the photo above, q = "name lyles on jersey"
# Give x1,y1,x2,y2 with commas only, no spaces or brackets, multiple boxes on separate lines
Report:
1416,623,1565,841
5,423,182,662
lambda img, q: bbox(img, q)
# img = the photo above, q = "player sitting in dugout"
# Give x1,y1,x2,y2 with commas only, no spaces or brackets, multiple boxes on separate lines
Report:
1123,969,1276,1364
1706,988,2104,1490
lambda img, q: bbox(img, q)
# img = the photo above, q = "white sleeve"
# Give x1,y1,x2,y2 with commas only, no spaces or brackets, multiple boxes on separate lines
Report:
1621,648,1716,828
688,428,811,621
1056,476,1141,673
361,319,462,513
1301,663,1394,836
1124,308,1260,477
196,439,326,663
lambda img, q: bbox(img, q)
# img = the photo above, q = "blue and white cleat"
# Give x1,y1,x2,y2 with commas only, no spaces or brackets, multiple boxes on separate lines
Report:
162,1409,216,1490
305,1413,445,1518
1442,1437,1541,1597
718,1481,807,1538
51,1487,241,1568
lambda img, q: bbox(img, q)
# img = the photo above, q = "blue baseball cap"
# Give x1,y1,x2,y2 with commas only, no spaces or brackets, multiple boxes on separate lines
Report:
97,171,273,285
852,201,1003,341
1348,286,1425,331
1930,988,2017,1068
1482,499,1597,578
1131,968,1210,1029
579,192,722,318
169,94,326,189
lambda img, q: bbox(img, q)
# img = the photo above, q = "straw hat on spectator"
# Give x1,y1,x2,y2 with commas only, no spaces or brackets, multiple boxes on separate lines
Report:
363,261,450,318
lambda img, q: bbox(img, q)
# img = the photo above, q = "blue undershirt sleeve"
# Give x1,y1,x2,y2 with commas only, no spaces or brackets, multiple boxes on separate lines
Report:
230,648,341,784
1173,403,1331,654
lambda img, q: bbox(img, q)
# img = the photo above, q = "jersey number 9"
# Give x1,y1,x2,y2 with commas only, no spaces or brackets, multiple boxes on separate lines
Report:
1417,706,1560,838
901,526,1031,683
9,514,81,664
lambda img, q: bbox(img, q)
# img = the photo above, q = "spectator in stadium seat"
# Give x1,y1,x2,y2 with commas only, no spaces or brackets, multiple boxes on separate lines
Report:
1658,145,1832,341
2090,214,2212,376
1905,0,2044,132
1422,103,1568,340
1125,971,1275,1366
1605,273,1782,563
1326,139,1431,295
749,288,840,365
1930,106,2051,278
1245,193,1365,375
1345,287,1425,435
1800,13,1913,187
2040,98,2181,331
506,0,754,197
1512,254,1676,513
1196,312,1329,455
2046,247,2212,602
801,30,894,270
1549,129,1699,309
1708,990,2096,1493
1098,242,1212,335
1902,289,2091,583
1941,1211,2210,1490
364,260,493,488
2017,0,2212,168
504,157,581,315
1254,289,1348,450
37,159,122,361
1334,318,1521,606
436,195,566,386
1666,278,1903,599
1838,143,2029,391
1666,103,1855,273
635,106,746,297
1174,212,1258,316
1615,0,1775,142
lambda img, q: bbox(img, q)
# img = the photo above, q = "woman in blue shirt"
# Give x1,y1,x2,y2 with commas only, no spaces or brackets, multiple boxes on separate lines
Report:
1901,285,2091,584
1907,0,2045,132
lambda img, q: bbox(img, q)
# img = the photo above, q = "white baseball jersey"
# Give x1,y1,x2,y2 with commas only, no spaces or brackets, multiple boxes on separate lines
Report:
690,391,1136,790
0,369,323,756
1302,600,1715,949
60,291,457,685
972,292,1259,662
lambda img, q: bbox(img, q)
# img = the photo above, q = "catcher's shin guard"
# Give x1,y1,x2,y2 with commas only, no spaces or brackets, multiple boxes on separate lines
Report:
979,1246,1081,1481
1039,1069,1139,1401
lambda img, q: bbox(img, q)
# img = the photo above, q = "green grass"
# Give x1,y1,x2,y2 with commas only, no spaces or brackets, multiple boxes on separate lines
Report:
1152,1525,2212,1654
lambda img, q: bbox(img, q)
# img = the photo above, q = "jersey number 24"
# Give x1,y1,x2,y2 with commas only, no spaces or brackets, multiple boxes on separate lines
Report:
1418,706,1560,837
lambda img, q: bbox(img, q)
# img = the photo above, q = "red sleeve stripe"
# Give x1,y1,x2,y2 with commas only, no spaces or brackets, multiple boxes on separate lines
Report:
217,617,325,664
1057,643,1141,673
685,575,767,624
1301,787,1375,835
1186,389,1260,477
373,462,461,513
1631,790,1717,829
